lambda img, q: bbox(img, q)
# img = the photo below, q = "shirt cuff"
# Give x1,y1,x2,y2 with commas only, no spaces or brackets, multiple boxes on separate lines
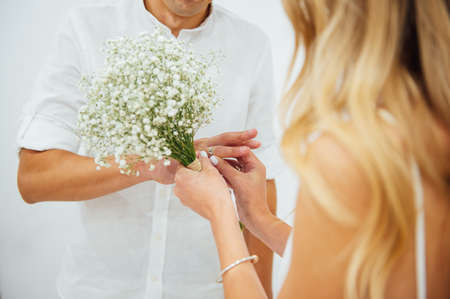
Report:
252,144,284,180
17,113,80,154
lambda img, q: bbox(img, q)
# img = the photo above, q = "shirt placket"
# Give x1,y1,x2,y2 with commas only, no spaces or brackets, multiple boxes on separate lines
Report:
145,183,171,299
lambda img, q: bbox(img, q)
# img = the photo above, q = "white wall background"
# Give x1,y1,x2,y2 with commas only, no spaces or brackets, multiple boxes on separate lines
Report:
0,1,298,298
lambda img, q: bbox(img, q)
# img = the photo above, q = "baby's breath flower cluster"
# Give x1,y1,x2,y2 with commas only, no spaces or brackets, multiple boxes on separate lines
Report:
77,28,221,175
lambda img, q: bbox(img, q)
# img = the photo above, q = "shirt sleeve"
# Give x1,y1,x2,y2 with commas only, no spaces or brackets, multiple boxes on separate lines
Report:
17,13,84,154
245,37,284,180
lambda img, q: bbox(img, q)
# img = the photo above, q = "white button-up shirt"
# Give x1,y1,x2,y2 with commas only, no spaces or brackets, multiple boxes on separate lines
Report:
17,1,282,298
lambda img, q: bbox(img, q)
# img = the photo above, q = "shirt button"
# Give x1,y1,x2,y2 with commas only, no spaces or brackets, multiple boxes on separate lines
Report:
151,275,158,282
155,233,162,241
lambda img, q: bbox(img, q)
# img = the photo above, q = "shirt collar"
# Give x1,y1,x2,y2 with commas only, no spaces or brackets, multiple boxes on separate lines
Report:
136,0,216,38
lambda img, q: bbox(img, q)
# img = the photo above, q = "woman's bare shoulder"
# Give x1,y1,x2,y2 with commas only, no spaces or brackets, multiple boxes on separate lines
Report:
278,133,373,298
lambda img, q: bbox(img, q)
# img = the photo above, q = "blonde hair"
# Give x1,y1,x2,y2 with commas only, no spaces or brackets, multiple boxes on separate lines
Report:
280,0,450,298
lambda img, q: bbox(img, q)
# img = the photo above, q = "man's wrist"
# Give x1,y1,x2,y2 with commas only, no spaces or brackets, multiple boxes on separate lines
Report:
132,160,158,183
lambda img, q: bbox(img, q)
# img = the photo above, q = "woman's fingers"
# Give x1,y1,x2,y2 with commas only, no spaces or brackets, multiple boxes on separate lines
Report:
209,155,241,183
236,150,266,175
198,151,215,171
224,159,242,170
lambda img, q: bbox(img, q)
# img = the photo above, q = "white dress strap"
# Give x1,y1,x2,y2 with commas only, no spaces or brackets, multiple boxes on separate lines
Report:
411,161,427,299
379,109,427,298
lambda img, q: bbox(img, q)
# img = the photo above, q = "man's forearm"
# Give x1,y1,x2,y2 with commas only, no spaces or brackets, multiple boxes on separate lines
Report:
17,131,261,204
244,179,277,298
18,149,142,203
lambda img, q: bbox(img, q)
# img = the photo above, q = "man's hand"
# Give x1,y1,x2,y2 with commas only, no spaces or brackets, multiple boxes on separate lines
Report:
133,158,180,185
194,128,261,156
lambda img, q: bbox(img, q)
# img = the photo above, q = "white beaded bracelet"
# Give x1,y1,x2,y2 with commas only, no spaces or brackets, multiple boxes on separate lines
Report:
216,255,259,283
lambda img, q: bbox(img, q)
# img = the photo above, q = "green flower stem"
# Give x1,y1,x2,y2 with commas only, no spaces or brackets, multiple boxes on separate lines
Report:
164,131,196,167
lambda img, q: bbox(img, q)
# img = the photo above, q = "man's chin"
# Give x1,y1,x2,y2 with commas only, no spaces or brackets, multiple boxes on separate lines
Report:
171,8,207,17
166,0,210,17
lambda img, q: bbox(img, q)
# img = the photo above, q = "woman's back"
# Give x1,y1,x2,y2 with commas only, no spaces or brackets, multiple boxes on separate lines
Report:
386,123,450,299
280,125,450,299
278,118,450,299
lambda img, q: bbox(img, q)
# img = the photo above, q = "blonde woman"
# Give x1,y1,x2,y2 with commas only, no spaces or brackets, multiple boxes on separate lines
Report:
173,0,449,298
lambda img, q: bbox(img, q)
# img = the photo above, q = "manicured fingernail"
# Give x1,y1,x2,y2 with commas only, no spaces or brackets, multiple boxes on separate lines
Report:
240,146,249,152
248,129,256,134
210,156,218,165
200,151,208,158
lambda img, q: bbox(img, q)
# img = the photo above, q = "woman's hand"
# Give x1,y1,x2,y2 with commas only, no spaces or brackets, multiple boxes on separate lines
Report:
174,152,236,221
175,152,268,299
135,129,261,185
210,151,271,233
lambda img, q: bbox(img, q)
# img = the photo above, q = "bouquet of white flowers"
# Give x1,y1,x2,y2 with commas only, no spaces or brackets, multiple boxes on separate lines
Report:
77,28,221,175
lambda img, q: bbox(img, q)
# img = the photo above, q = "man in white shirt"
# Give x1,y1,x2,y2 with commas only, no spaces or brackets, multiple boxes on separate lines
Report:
17,0,281,298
